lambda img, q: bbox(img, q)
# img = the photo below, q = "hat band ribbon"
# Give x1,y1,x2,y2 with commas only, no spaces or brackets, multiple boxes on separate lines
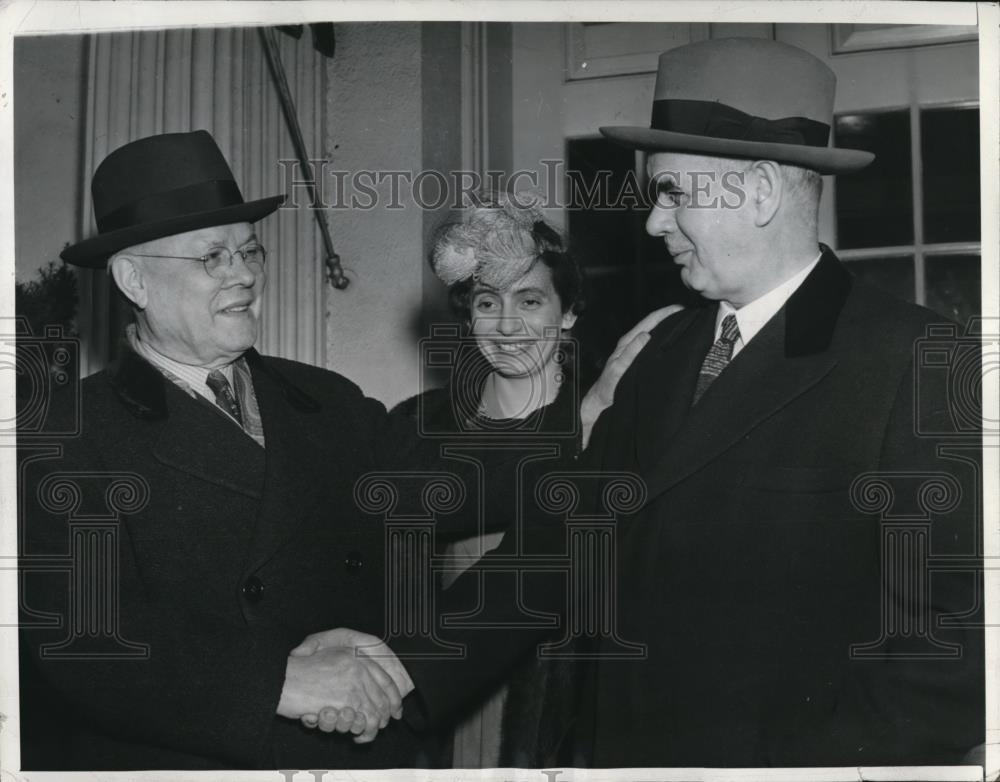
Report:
651,99,830,148
97,180,245,233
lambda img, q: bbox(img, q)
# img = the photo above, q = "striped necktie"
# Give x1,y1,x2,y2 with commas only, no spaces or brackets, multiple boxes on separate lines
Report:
206,369,244,427
692,313,741,406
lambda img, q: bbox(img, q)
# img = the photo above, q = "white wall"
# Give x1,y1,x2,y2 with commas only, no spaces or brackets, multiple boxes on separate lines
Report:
323,22,459,408
323,23,425,406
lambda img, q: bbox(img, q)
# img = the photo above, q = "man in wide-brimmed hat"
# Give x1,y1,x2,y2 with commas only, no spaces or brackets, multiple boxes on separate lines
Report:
17,129,435,770
18,129,660,770
387,38,983,767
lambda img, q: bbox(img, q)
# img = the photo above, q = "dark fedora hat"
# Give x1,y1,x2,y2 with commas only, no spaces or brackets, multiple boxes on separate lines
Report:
61,130,286,267
599,38,874,174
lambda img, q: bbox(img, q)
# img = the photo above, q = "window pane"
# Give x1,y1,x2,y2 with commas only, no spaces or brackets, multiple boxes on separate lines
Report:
567,137,644,270
846,257,915,303
922,107,980,243
925,255,981,325
834,111,913,249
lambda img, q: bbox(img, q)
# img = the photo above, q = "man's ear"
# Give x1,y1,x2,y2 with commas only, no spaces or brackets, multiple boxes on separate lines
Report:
749,160,782,227
109,254,149,309
561,310,578,331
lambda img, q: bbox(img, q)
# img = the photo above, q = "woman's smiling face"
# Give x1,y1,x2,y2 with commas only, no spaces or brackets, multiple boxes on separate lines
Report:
470,261,577,380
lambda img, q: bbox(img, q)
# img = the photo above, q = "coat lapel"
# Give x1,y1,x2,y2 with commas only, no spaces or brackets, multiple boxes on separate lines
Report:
152,391,265,498
636,248,852,503
239,350,325,574
107,347,264,497
633,306,716,474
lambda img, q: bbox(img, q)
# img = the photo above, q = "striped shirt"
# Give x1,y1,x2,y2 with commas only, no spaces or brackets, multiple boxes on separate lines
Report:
126,324,266,447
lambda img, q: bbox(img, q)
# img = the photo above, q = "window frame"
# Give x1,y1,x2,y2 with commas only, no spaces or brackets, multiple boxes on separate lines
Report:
831,98,981,308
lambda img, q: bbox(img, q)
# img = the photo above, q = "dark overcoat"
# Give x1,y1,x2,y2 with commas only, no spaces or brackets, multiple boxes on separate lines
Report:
18,346,489,770
403,249,985,767
394,371,585,767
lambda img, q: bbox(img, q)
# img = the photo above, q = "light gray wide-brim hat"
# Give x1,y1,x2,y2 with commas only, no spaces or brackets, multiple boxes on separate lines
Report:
599,38,874,175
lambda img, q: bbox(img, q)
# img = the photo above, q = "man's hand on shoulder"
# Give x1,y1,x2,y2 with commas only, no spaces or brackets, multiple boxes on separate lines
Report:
280,628,413,743
580,304,684,449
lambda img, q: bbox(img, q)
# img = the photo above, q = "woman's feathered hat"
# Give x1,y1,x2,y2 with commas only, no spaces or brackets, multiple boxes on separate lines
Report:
430,190,558,290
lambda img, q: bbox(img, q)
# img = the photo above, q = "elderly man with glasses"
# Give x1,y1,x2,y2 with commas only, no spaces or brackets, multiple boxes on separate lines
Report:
18,130,660,771
18,131,422,771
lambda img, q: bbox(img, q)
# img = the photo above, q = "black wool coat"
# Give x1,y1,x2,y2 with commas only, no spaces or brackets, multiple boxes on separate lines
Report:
401,249,985,767
394,370,586,767
18,347,496,770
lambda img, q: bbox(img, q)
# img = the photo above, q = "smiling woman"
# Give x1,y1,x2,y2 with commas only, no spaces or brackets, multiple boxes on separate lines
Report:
418,193,585,424
391,193,586,767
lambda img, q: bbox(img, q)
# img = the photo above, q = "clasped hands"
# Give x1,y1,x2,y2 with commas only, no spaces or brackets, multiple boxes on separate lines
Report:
277,628,412,743
276,305,684,743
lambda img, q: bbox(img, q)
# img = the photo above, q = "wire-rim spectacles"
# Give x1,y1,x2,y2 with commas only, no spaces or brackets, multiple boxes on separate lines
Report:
130,244,267,279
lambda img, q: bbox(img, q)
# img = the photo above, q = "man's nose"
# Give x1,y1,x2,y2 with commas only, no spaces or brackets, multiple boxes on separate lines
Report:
221,253,259,286
646,205,676,237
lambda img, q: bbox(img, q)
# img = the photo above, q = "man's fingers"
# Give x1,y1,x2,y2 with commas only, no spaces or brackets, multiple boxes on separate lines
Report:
610,329,651,364
290,628,362,657
359,668,392,725
350,711,368,736
336,706,357,733
301,712,319,729
614,304,683,351
359,655,404,718
613,331,652,369
357,644,414,698
289,635,319,657
355,710,380,743
317,706,340,733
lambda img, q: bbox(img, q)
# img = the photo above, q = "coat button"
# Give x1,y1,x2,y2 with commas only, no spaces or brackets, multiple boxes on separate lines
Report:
344,551,363,572
242,576,264,602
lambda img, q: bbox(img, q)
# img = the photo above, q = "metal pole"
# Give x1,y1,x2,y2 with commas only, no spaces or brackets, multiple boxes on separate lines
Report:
259,27,349,290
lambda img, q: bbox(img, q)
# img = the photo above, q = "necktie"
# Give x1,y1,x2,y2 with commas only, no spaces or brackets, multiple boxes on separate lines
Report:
206,369,244,427
692,313,741,406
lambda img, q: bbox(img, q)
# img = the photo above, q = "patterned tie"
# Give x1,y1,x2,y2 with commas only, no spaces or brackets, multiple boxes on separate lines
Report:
692,313,741,406
206,369,244,427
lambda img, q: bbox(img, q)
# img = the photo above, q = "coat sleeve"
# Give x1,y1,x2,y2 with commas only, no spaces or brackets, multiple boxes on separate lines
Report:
18,429,300,768
771,353,984,766
392,372,635,731
857,355,984,763
394,523,570,731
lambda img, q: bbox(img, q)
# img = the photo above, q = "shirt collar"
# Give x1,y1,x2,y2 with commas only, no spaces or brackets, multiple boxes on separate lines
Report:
716,251,822,346
126,323,235,402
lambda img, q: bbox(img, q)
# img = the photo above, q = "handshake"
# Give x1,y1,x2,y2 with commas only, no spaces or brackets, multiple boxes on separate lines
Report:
276,628,413,743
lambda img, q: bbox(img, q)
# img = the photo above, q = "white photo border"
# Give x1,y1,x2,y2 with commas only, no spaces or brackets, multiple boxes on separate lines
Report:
1,2,996,781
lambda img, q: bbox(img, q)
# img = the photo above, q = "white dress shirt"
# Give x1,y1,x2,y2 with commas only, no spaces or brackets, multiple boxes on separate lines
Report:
127,323,235,404
715,252,822,358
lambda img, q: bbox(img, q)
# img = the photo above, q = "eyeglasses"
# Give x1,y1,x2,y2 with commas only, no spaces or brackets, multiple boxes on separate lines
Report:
130,244,267,279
